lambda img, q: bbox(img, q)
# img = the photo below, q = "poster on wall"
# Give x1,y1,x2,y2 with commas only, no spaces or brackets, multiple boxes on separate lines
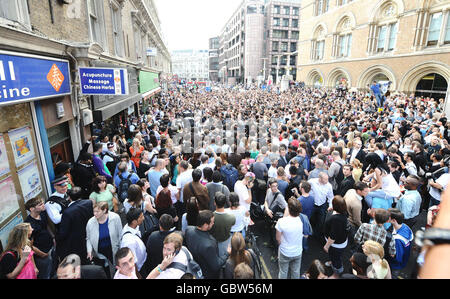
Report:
18,161,42,203
0,213,23,251
8,126,35,168
0,134,10,177
0,176,21,225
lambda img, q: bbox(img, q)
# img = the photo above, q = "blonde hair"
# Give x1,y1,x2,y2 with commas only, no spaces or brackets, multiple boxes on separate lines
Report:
5,223,31,252
352,158,362,169
363,240,390,278
163,232,183,251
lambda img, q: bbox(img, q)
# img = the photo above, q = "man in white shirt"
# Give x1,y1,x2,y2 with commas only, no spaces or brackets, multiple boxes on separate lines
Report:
276,198,303,279
176,160,194,204
429,172,450,206
114,247,138,279
234,172,255,212
120,208,147,276
308,172,334,239
268,158,278,179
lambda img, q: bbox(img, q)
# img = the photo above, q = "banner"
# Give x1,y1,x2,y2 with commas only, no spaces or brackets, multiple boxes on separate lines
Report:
0,213,23,250
79,67,129,95
0,134,10,177
18,161,42,203
8,126,35,168
0,51,71,106
0,176,20,224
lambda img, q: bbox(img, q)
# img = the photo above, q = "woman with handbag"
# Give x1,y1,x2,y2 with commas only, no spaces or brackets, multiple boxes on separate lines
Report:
0,223,38,279
86,202,122,273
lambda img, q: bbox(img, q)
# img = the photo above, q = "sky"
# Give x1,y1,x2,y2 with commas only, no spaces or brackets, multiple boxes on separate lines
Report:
154,0,243,52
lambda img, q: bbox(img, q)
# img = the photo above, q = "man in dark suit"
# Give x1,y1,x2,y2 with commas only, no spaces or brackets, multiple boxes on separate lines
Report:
277,145,290,168
56,187,93,265
184,210,229,279
145,214,176,272
347,138,366,165
338,164,356,197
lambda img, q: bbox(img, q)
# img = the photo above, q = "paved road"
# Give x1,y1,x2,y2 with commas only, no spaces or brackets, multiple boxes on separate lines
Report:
249,210,427,279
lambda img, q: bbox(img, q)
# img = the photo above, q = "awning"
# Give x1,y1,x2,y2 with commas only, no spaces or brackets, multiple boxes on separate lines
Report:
93,93,142,122
142,87,161,99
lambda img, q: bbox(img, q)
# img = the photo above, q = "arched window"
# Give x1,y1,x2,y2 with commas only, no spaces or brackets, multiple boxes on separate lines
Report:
333,16,354,58
368,1,400,54
311,25,326,61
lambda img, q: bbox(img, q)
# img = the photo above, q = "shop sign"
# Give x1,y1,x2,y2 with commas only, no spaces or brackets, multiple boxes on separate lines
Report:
79,67,128,95
0,51,71,106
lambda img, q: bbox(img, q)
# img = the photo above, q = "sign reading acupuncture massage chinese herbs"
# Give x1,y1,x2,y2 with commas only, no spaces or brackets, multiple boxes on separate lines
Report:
79,67,129,95
0,51,71,106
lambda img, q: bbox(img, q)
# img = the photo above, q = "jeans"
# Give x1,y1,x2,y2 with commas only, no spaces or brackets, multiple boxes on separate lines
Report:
365,190,394,209
34,248,54,279
328,246,345,275
218,236,232,258
311,203,328,240
278,250,302,279
374,93,383,107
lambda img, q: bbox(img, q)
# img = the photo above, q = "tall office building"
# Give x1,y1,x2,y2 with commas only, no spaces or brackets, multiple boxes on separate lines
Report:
209,37,220,82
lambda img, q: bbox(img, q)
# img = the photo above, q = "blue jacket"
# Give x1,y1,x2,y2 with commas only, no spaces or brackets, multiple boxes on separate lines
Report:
389,224,413,270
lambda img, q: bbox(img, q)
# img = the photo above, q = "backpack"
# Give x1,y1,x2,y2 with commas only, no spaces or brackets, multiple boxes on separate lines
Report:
333,161,345,191
117,173,133,203
167,247,204,279
220,164,239,192
138,202,159,245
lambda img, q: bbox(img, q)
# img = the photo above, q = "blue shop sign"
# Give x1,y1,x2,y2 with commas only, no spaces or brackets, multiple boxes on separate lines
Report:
79,67,128,95
0,51,71,106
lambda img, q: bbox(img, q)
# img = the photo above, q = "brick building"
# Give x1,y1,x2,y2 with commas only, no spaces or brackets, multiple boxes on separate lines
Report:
296,0,450,107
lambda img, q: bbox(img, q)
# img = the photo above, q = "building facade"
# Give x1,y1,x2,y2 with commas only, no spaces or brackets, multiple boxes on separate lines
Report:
217,0,302,85
0,0,170,239
296,0,450,105
209,37,220,82
265,1,301,84
171,50,209,81
218,0,266,85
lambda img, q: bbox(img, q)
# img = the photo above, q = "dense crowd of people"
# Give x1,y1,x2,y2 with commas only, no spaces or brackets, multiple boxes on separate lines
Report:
1,81,450,279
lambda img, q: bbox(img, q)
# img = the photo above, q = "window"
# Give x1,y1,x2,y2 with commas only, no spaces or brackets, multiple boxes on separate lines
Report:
315,0,329,16
281,42,288,52
290,42,297,52
0,0,30,27
291,31,299,39
376,23,397,52
427,12,443,46
88,0,106,48
315,40,325,60
293,7,299,16
273,30,289,39
338,34,352,57
292,19,298,28
273,17,280,26
377,25,387,52
445,13,450,44
272,41,279,52
111,3,124,57
283,6,290,15
388,22,398,50
282,19,289,27
274,5,280,14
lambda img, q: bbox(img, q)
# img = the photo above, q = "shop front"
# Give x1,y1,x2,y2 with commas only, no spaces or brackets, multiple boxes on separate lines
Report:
139,70,161,113
86,63,141,139
0,50,71,249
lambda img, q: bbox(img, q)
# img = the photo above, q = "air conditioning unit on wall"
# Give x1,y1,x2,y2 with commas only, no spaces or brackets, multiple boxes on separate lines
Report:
82,109,93,126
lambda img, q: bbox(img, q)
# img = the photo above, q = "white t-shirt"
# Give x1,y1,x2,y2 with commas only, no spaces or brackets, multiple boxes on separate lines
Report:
226,207,248,233
176,169,193,203
156,185,179,204
268,166,278,179
430,173,450,202
382,173,401,198
275,216,303,257
156,248,189,279
234,180,250,212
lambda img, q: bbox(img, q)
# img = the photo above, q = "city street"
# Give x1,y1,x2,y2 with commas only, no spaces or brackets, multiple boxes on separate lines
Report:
251,210,427,279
